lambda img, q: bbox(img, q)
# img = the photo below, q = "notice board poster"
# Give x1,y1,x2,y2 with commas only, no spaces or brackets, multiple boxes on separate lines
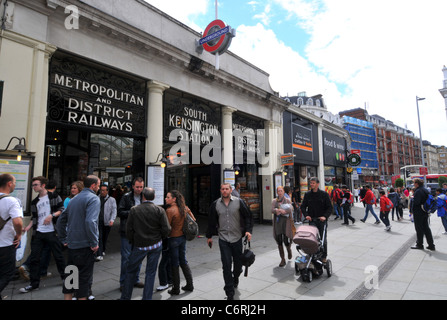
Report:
146,166,165,206
0,157,31,213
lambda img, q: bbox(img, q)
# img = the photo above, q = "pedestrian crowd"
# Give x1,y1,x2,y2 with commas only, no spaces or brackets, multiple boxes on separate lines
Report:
0,172,446,300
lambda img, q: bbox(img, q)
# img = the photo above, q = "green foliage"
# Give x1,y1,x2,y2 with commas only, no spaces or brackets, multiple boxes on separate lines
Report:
394,178,404,188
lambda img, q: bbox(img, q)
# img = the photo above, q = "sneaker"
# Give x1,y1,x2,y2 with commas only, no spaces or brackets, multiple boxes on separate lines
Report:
88,295,95,300
95,256,103,262
18,265,30,281
374,220,380,225
156,284,169,291
385,226,391,231
19,285,38,293
360,219,365,223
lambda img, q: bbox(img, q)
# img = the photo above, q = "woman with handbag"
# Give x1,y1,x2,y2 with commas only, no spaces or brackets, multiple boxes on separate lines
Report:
165,190,195,295
272,186,295,267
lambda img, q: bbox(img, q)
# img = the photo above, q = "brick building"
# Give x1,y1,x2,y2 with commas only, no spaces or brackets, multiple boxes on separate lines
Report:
340,108,422,185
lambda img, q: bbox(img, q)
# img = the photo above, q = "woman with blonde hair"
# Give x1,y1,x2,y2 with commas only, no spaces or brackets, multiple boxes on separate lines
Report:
272,186,295,267
165,190,196,295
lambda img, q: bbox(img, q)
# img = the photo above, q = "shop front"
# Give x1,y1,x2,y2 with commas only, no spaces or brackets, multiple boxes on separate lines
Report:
232,111,264,222
45,51,147,196
283,111,319,196
162,88,222,216
322,131,348,193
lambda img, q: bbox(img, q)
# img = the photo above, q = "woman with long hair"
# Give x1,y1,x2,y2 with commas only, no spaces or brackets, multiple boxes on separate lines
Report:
63,181,84,208
165,190,195,295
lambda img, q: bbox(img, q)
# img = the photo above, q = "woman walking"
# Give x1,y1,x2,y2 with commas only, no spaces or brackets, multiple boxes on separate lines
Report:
272,186,295,267
165,190,195,295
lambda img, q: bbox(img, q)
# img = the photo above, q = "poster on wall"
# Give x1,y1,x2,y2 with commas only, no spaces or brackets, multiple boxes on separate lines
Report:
0,157,31,213
146,166,165,206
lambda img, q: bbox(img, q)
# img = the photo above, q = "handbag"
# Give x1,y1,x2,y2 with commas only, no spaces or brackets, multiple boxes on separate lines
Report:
240,236,255,277
182,208,199,241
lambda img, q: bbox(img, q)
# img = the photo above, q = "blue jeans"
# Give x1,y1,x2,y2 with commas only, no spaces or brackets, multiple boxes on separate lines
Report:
441,216,447,232
158,239,172,286
219,238,243,298
168,235,187,267
363,204,379,222
334,203,343,218
120,236,141,286
120,246,162,300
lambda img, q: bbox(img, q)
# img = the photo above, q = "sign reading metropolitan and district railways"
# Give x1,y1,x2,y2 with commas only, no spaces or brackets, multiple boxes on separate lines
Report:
47,56,147,137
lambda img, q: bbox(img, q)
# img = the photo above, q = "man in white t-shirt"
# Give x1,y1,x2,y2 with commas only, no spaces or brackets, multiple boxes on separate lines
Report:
0,174,23,300
20,176,66,293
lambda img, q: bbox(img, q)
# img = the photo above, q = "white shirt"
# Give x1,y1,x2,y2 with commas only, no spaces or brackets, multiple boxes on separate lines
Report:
0,193,23,247
36,195,54,233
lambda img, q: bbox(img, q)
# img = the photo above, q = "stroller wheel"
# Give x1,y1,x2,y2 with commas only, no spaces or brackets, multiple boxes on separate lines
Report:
325,259,332,277
300,269,312,283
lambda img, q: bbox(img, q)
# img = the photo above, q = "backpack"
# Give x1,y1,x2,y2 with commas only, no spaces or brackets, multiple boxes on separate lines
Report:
182,208,199,241
348,192,354,204
0,194,12,231
422,194,437,214
385,197,393,210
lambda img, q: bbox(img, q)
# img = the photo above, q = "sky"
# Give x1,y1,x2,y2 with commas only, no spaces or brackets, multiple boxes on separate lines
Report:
143,0,447,147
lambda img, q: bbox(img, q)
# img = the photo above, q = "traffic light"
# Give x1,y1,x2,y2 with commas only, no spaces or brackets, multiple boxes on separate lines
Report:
405,170,411,178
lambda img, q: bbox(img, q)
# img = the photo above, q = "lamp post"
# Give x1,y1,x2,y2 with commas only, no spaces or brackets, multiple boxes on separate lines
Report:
416,96,426,185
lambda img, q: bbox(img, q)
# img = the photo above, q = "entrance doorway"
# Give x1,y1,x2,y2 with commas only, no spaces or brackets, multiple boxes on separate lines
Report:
44,125,145,198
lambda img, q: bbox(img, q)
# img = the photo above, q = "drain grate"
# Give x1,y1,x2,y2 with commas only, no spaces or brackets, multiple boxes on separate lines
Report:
346,235,416,300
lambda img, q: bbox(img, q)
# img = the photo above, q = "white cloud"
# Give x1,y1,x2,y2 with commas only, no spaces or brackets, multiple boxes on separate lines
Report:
143,0,446,146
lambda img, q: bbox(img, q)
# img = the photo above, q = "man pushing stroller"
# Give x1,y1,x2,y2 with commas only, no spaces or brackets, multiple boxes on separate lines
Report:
300,177,333,262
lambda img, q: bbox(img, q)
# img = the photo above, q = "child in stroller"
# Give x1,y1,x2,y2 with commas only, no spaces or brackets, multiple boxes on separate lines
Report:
293,219,332,282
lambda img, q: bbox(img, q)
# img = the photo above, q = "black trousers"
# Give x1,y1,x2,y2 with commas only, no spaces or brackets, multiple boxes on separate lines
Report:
29,231,66,288
310,220,328,259
342,204,355,224
0,245,16,298
413,211,434,247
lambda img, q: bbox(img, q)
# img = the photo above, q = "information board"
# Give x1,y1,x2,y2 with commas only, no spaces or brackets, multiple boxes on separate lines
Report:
146,165,165,206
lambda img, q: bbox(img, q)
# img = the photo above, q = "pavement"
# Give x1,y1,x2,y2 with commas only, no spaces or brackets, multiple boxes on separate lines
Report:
3,202,447,301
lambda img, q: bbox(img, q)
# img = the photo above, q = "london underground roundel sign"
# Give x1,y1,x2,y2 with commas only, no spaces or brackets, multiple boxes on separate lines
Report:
199,20,234,55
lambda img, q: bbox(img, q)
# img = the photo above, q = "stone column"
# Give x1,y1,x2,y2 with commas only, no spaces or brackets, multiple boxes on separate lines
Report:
221,106,237,179
146,80,169,164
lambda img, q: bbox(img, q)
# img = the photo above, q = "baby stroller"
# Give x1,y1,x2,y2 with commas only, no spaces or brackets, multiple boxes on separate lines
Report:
292,219,332,282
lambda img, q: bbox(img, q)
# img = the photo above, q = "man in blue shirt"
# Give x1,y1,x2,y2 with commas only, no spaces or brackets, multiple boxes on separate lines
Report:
57,175,101,300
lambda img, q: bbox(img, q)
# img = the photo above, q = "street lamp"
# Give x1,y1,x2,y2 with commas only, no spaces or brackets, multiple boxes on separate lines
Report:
416,96,426,185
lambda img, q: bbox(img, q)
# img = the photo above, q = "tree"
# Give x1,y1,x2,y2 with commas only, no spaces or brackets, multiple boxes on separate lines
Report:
394,178,404,188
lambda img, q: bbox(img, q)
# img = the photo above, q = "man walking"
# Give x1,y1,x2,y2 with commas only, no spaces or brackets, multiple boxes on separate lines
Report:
341,185,355,225
57,175,101,300
411,179,435,251
20,176,66,293
360,185,380,224
0,174,23,299
206,183,253,300
300,177,332,262
120,187,171,300
118,177,145,290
